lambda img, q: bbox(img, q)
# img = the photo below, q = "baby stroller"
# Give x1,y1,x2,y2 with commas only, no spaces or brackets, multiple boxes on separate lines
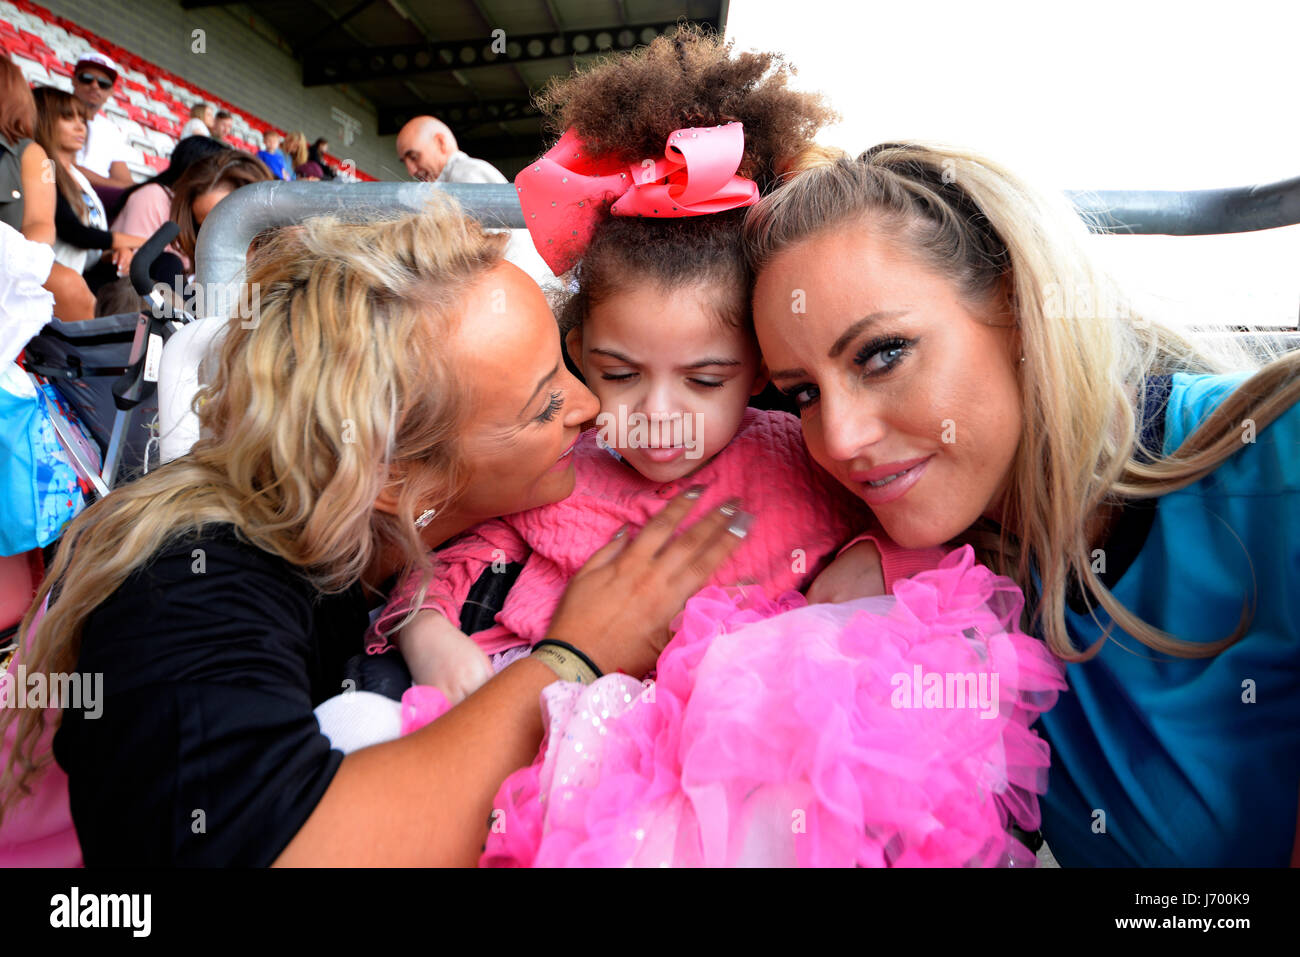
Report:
20,223,196,490
1,225,192,657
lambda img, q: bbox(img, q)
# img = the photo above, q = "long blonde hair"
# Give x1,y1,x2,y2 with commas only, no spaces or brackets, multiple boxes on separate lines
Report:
744,142,1300,661
283,131,308,167
0,200,507,811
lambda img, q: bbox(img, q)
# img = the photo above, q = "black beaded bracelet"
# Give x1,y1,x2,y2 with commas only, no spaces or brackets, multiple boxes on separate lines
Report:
531,638,604,679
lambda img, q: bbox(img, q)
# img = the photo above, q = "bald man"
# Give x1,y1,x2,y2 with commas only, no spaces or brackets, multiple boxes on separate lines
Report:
396,116,505,184
396,116,554,286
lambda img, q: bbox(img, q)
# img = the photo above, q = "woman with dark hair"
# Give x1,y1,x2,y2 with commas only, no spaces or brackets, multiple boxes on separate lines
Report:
108,136,229,281
32,86,143,295
308,136,335,179
0,59,94,319
168,149,272,266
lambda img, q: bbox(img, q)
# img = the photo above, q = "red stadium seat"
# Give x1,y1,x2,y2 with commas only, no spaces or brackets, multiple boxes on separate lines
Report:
15,0,379,180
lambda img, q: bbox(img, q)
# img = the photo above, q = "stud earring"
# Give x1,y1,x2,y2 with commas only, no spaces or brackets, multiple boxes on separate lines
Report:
415,508,438,529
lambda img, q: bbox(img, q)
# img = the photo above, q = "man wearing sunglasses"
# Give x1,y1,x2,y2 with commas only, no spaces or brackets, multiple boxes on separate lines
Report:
71,52,133,191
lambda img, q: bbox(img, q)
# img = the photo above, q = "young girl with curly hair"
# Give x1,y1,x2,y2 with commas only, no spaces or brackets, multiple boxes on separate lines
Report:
371,28,1067,868
368,27,933,697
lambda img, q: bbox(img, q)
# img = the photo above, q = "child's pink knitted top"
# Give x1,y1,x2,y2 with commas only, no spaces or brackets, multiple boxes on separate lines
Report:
368,408,943,655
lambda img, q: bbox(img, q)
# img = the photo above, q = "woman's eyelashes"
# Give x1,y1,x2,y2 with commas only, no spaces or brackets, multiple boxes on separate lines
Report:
854,335,914,376
535,390,564,423
599,371,728,389
781,335,916,411
783,383,819,411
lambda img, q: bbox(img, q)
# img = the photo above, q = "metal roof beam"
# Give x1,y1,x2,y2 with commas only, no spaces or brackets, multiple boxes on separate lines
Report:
297,0,379,55
444,133,549,160
303,20,712,86
378,97,542,135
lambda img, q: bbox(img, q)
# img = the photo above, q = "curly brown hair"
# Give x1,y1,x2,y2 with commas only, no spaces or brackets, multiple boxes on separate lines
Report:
540,24,835,335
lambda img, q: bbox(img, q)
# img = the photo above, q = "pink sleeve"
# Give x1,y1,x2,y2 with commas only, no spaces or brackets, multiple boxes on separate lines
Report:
836,529,948,594
365,519,531,654
111,183,169,238
111,185,190,272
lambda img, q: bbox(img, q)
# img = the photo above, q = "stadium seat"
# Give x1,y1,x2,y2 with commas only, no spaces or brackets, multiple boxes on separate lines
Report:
147,129,175,156
10,53,47,85
7,0,379,181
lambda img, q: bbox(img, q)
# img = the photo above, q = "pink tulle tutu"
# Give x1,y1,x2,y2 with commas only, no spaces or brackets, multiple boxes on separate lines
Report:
481,546,1067,867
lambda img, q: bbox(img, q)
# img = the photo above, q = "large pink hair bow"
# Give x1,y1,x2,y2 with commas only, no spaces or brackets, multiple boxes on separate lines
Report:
514,122,760,274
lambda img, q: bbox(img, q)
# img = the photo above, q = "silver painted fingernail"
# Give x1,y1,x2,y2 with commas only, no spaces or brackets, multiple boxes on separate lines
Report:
727,510,754,539
684,484,706,499
718,499,740,517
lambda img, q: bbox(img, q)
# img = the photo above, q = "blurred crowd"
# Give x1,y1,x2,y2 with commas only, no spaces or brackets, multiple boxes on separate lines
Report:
2,47,344,320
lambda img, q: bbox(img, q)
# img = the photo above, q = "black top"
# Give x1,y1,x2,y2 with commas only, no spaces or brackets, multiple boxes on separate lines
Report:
52,526,368,866
0,134,32,233
54,189,113,251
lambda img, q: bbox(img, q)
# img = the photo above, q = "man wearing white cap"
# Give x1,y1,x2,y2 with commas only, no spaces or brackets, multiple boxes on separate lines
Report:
70,52,133,190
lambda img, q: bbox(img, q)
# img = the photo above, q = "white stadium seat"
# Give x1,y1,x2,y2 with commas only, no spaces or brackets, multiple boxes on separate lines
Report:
148,130,176,155
10,55,48,87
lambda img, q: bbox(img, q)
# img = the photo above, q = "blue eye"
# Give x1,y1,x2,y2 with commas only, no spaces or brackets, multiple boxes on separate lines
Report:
536,391,563,423
854,336,913,375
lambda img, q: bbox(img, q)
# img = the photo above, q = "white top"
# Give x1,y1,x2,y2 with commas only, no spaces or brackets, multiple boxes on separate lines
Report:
436,150,507,184
436,151,556,287
75,110,131,178
52,164,108,276
0,220,55,367
180,118,210,139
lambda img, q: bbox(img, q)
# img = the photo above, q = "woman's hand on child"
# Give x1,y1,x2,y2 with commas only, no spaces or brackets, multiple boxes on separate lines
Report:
398,611,494,705
805,540,885,603
547,488,752,678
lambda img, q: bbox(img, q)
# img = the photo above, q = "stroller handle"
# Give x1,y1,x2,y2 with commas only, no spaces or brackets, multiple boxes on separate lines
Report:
130,222,181,297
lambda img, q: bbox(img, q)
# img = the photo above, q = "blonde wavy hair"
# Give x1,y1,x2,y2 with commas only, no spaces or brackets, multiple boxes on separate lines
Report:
283,131,308,167
0,199,507,812
745,142,1300,662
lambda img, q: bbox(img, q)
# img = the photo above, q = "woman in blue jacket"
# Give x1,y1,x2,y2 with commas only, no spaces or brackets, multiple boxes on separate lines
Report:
746,142,1300,866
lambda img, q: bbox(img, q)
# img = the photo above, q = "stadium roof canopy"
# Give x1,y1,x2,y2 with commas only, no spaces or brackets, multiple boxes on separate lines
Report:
181,0,728,174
